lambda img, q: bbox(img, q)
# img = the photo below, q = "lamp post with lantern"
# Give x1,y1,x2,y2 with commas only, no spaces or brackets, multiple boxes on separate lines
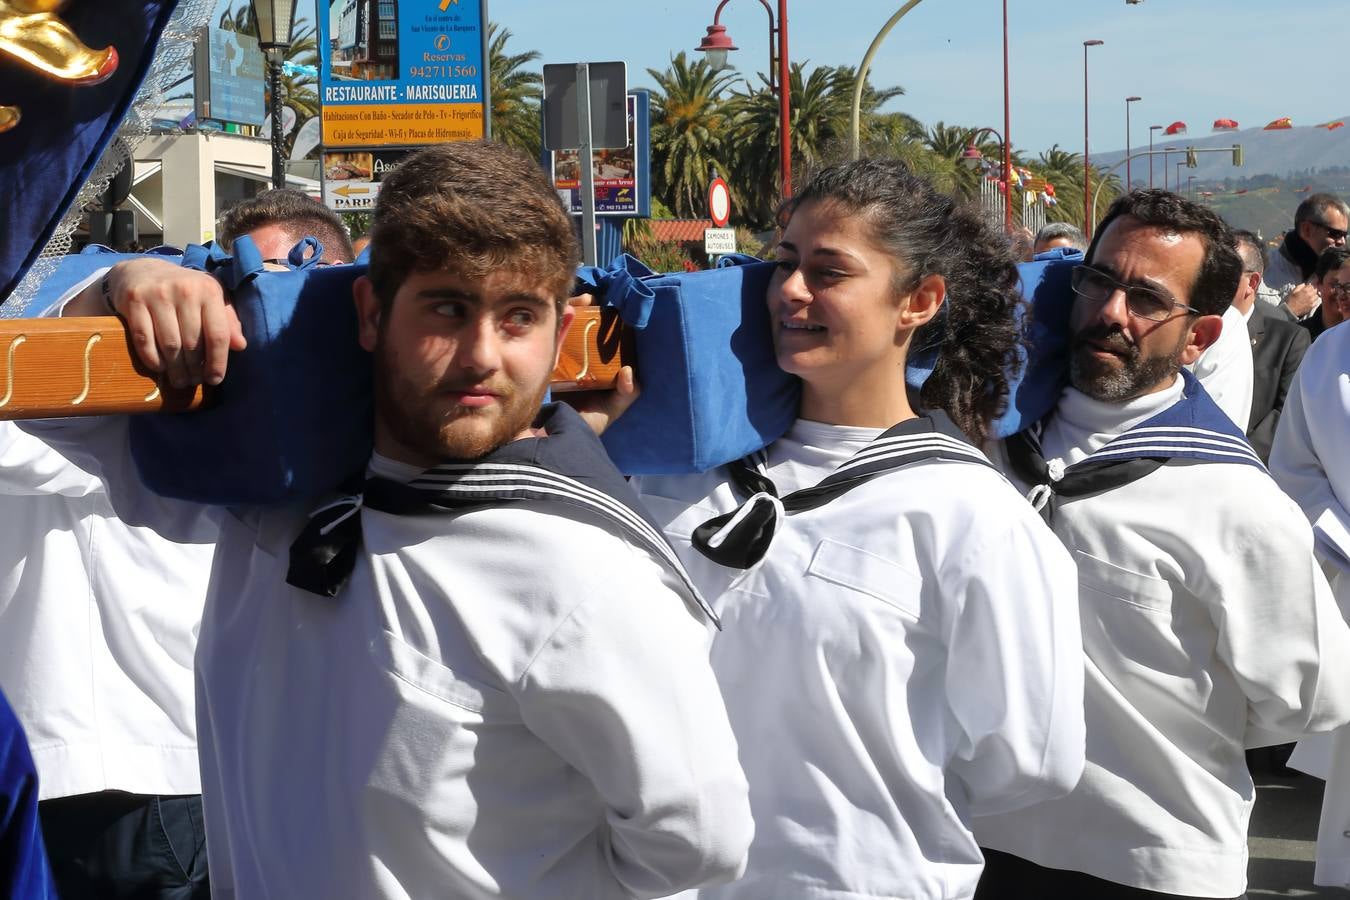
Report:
696,0,791,199
960,126,1011,233
251,0,297,189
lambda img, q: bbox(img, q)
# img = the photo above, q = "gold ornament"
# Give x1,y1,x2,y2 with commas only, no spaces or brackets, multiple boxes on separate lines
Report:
0,0,119,131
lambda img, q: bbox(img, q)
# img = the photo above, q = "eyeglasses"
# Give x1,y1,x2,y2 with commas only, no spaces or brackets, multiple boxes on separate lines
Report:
1309,221,1349,242
1070,265,1201,321
1325,281,1350,298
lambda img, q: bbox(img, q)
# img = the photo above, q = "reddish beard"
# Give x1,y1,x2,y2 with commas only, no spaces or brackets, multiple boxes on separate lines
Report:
371,335,550,463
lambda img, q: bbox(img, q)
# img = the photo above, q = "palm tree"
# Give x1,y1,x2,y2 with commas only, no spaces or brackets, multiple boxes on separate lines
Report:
725,62,903,227
646,52,738,219
487,23,542,158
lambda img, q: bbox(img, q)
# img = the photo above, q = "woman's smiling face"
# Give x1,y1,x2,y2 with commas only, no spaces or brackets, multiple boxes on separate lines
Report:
767,199,911,394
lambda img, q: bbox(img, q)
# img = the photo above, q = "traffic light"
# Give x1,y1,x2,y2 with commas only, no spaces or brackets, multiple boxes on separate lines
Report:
1232,144,1244,167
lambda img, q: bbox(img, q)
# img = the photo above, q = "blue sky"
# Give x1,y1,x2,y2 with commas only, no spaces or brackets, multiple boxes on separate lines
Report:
480,0,1345,160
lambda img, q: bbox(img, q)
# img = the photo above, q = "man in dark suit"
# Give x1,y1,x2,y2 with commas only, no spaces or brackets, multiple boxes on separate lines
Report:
1234,230,1312,462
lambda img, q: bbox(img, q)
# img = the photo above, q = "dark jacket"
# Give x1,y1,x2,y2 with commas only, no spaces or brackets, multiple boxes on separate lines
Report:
1246,303,1312,462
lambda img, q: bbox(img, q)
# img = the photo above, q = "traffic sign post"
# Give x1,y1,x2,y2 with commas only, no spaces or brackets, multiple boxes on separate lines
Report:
708,176,731,228
543,61,628,266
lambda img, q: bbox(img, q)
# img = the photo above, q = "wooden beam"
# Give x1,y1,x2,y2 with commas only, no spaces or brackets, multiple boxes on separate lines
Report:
0,305,626,420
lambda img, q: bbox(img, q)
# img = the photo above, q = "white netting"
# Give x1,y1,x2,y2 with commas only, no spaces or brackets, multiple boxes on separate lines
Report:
5,0,215,314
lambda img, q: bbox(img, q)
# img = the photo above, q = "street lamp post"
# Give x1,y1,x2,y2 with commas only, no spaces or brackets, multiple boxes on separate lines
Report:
1176,160,1184,195
1125,96,1141,190
960,126,1011,232
1162,146,1175,190
1001,0,1012,236
1148,124,1162,188
1083,39,1103,237
698,0,792,199
252,0,297,190
848,0,926,160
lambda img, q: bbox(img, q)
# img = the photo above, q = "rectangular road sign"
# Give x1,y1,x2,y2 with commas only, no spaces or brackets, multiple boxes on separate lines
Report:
316,0,488,148
703,227,737,255
321,148,412,211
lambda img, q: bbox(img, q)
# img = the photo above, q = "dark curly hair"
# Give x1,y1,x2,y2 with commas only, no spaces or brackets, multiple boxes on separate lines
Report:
368,141,578,317
779,158,1024,444
1086,189,1241,317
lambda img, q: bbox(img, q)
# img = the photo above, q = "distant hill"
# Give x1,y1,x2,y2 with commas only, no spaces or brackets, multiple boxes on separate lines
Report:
1091,117,1350,240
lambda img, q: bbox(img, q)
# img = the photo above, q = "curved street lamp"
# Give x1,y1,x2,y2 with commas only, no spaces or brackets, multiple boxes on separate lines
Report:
696,0,792,199
960,126,1011,233
848,0,926,161
1082,39,1104,236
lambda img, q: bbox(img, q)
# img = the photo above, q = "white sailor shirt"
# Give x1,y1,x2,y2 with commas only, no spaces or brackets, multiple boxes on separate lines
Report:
20,411,753,900
637,415,1085,900
0,421,210,799
975,374,1350,897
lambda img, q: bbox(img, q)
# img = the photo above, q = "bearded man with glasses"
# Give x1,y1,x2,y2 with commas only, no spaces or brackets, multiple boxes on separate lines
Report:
972,190,1350,900
1260,193,1349,321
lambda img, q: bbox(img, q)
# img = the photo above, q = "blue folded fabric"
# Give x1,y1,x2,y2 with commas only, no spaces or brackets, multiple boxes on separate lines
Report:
95,244,1079,504
580,255,801,474
128,238,374,505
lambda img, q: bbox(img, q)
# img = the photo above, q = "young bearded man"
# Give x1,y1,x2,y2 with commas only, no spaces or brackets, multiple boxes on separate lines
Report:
30,141,752,899
971,190,1350,900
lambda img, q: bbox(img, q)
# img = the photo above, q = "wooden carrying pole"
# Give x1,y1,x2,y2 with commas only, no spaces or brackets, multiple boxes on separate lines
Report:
0,306,626,421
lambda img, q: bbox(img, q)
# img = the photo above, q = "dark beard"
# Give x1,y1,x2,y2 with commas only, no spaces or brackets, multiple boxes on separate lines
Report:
1069,325,1184,402
371,335,549,463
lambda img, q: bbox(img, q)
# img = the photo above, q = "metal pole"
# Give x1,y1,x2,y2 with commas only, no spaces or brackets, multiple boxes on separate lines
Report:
1125,100,1132,189
269,49,285,189
1002,0,1011,233
849,0,925,160
1082,40,1102,236
777,0,792,198
1176,161,1183,196
1148,125,1160,189
575,62,598,266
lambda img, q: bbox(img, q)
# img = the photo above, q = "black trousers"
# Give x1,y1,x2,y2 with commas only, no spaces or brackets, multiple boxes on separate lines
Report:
976,848,1247,900
39,791,210,900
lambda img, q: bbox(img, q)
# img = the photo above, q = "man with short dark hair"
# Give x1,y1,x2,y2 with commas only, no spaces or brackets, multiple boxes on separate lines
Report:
1033,222,1086,255
1261,193,1349,319
1230,229,1311,461
973,190,1350,899
216,188,355,264
32,141,753,898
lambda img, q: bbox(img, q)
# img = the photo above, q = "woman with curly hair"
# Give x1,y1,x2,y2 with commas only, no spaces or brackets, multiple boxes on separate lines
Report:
629,159,1086,899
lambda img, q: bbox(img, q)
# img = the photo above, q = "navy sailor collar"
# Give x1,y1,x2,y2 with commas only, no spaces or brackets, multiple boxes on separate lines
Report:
287,403,717,627
693,410,997,570
1007,370,1264,521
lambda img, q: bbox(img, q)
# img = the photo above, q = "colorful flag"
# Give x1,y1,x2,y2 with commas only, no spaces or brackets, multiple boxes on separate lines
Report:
1319,121,1346,131
1164,121,1188,136
1264,117,1294,130
1212,118,1239,132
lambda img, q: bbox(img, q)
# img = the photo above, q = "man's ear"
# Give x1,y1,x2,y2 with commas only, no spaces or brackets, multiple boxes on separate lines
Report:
1179,313,1223,365
354,276,382,352
552,303,576,369
897,274,946,334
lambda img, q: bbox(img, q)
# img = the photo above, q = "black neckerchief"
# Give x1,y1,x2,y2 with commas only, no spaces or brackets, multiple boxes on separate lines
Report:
286,403,717,626
691,411,996,570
